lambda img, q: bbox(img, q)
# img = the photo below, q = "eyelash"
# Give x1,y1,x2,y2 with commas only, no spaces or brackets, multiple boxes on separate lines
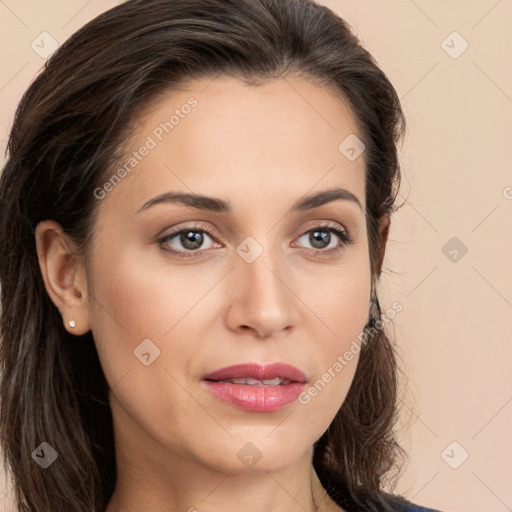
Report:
156,222,355,259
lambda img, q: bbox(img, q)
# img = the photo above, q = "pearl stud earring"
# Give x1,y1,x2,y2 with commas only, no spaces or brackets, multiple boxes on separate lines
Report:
68,320,76,328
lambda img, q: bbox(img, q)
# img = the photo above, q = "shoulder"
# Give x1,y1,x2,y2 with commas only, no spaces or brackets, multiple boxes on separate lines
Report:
401,504,445,512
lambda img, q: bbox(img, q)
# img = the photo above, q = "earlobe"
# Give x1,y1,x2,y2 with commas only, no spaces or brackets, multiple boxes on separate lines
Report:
34,220,91,335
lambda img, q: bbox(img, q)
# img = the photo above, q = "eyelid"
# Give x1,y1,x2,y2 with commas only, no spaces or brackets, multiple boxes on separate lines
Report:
157,221,221,244
294,219,348,238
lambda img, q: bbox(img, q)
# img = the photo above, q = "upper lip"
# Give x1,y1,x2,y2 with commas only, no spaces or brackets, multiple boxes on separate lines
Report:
203,363,307,383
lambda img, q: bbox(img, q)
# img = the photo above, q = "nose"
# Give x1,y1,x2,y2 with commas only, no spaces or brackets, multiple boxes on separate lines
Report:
225,241,300,340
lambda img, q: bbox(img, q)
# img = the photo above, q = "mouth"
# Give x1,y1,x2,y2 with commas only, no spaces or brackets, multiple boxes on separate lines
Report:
201,363,308,412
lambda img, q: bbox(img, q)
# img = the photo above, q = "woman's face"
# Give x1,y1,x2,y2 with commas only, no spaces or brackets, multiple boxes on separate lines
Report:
85,76,372,474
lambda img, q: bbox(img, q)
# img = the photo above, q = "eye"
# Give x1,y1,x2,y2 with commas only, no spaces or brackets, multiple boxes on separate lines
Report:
157,221,354,259
294,222,354,256
157,224,219,258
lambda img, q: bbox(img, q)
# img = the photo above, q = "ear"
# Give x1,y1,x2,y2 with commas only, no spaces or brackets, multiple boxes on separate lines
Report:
34,220,91,335
376,213,391,276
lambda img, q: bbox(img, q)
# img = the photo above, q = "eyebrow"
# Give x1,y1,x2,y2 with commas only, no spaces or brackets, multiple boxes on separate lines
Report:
136,187,363,214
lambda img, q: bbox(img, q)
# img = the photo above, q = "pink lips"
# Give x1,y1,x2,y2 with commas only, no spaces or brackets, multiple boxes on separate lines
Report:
202,363,308,412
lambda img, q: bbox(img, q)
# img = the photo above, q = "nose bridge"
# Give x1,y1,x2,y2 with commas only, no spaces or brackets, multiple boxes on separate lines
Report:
228,232,299,335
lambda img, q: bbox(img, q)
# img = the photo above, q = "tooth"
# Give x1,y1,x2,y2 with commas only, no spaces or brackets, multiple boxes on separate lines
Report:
219,377,289,385
262,378,282,385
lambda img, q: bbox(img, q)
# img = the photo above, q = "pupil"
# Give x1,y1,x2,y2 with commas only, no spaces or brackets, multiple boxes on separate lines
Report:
311,230,329,249
182,231,203,250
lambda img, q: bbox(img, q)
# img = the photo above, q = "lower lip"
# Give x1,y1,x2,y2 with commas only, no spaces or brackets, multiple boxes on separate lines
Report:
202,380,306,412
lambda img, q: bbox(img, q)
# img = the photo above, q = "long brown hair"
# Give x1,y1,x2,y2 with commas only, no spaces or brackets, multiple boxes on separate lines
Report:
0,1,407,510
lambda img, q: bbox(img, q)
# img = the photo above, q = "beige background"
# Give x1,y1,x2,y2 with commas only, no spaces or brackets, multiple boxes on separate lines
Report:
0,1,511,511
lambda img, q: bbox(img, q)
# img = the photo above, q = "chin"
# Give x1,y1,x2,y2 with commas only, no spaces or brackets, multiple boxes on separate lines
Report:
202,433,311,475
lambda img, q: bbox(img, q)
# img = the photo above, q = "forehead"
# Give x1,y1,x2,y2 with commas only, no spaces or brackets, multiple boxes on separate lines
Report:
96,75,366,216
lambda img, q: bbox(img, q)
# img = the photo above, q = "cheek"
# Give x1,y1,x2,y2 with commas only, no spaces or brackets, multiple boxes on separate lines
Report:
326,270,371,353
86,248,206,444
89,240,200,336
86,245,187,386
302,247,372,355
296,252,372,421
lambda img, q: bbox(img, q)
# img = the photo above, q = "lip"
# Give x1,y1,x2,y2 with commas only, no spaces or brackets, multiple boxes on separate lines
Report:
203,363,308,383
202,363,308,412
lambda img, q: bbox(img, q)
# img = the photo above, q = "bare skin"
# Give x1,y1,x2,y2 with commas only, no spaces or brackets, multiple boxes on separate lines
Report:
35,76,389,512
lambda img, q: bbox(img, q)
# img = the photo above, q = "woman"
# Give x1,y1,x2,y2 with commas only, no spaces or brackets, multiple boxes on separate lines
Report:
0,0,443,511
